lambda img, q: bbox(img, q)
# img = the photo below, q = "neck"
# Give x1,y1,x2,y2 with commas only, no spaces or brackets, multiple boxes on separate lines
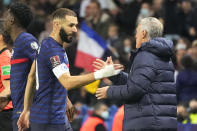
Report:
11,26,25,42
0,43,7,51
50,31,63,45
142,37,149,43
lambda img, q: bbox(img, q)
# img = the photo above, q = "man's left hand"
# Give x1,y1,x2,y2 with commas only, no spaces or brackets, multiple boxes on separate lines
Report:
66,99,77,122
17,110,30,131
96,86,109,99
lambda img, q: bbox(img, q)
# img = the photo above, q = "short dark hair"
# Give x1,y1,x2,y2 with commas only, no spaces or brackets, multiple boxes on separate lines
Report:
52,8,77,20
9,2,33,29
90,0,101,9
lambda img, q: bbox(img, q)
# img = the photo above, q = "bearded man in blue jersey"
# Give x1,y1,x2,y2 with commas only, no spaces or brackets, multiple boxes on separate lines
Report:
17,8,123,131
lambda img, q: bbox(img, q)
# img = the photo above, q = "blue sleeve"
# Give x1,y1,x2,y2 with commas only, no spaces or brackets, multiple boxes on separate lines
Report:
23,40,39,61
44,47,69,71
109,72,128,85
107,53,156,102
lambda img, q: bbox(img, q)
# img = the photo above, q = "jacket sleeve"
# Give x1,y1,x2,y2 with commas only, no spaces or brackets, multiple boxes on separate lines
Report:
107,53,156,101
109,71,128,85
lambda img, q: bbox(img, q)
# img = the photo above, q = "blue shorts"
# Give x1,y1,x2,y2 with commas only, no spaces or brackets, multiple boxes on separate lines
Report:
30,122,73,131
12,118,31,131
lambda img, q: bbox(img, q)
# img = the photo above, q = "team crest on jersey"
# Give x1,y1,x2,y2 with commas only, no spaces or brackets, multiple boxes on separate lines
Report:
31,42,39,50
50,55,61,68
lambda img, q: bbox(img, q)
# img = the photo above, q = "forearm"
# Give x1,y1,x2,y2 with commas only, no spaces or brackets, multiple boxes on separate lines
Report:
109,72,128,85
108,63,156,100
58,64,121,90
23,61,36,111
23,77,36,111
107,84,145,101
60,73,95,90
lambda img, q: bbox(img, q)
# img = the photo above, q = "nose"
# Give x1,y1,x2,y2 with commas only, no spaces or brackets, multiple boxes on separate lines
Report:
72,26,77,33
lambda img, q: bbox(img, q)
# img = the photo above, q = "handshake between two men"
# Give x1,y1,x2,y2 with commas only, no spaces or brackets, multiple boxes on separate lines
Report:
93,56,124,100
17,56,123,131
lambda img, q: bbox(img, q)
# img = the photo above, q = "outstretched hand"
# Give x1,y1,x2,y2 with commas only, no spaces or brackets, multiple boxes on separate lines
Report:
95,86,110,99
93,56,113,71
93,56,124,72
17,110,30,131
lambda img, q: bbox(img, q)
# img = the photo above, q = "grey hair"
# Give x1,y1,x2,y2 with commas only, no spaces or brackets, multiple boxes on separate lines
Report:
139,17,163,40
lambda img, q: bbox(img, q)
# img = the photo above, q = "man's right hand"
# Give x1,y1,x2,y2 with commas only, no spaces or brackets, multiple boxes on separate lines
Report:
93,56,113,71
17,110,30,131
93,56,124,80
93,56,123,71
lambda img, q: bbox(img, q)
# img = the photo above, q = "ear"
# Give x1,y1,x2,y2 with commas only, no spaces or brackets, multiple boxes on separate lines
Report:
142,30,147,39
10,15,15,25
53,21,60,31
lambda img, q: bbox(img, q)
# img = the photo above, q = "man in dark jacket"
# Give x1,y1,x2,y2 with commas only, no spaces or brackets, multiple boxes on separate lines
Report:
95,17,177,131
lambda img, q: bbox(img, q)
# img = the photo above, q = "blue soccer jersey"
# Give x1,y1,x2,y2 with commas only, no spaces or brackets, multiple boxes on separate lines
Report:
30,37,69,124
10,32,39,119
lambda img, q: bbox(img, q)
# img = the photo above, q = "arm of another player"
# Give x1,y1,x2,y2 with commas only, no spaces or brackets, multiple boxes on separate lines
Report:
23,60,36,111
48,49,123,90
17,61,36,131
57,63,123,90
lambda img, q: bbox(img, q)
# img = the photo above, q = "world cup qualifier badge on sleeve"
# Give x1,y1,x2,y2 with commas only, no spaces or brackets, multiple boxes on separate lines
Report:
30,42,39,50
50,55,61,68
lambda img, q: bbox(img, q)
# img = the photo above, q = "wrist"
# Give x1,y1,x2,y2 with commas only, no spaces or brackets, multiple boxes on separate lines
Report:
94,65,121,80
23,107,30,112
94,69,103,80
94,65,114,80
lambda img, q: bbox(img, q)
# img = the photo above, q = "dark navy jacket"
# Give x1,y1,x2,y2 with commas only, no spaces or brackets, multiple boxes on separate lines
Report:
176,69,197,103
107,38,177,131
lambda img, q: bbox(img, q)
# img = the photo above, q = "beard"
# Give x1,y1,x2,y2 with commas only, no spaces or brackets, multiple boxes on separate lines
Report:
59,27,75,43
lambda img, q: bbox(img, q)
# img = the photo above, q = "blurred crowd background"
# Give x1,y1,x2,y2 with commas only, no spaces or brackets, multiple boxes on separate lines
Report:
1,0,197,130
